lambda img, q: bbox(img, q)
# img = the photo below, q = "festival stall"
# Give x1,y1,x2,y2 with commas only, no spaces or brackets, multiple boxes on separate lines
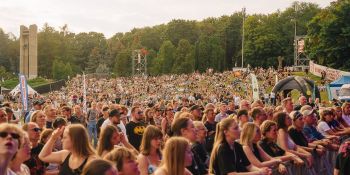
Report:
327,75,350,100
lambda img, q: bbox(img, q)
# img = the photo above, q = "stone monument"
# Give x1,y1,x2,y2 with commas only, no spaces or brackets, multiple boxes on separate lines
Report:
20,24,37,79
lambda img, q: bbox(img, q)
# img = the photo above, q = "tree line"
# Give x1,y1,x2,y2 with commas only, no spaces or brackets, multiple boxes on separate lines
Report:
0,1,349,80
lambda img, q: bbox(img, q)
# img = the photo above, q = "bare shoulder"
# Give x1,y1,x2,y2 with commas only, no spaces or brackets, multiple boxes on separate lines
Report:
154,167,167,175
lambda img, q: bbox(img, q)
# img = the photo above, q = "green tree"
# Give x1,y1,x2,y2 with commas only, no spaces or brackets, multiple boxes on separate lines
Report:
306,0,350,70
114,50,132,76
172,39,194,74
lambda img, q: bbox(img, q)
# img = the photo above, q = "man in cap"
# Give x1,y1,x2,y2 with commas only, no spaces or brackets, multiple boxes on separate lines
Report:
25,99,45,123
190,105,202,121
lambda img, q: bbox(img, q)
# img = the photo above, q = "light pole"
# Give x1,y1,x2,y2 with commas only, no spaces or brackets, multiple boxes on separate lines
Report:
293,2,298,66
242,7,246,68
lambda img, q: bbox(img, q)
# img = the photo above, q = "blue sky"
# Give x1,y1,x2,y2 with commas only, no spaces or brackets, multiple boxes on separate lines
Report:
0,0,334,38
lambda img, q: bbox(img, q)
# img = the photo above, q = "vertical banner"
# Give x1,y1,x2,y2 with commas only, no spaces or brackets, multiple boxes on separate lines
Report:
275,74,279,85
19,74,29,112
83,73,87,114
250,73,259,101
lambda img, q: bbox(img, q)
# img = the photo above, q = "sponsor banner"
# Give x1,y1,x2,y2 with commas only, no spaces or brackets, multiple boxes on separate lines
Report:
250,73,259,101
19,74,29,112
83,73,87,114
309,61,350,81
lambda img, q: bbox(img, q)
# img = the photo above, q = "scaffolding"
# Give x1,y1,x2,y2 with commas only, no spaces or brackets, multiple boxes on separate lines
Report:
132,49,147,76
294,36,310,71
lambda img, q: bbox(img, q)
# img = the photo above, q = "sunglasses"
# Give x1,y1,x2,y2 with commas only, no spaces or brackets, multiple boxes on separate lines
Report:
0,132,20,139
31,128,42,132
137,111,143,115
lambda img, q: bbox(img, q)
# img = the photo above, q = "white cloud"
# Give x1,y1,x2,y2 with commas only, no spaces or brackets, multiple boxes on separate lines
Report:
0,0,334,38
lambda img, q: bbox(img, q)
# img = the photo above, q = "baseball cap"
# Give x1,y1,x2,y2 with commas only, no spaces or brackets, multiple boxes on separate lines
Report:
33,99,45,106
302,109,313,116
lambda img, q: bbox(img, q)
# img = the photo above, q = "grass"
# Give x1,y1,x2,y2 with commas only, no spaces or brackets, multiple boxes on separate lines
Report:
1,77,52,89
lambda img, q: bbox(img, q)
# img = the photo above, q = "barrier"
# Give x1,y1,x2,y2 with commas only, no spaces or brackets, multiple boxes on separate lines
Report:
309,61,350,81
33,80,66,94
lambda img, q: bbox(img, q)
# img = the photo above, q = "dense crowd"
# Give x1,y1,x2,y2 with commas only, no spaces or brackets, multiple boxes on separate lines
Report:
0,68,348,175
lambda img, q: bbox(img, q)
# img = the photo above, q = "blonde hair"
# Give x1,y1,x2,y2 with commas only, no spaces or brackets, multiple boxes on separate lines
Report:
30,110,44,123
104,146,136,171
160,137,189,175
66,124,95,157
209,118,236,174
0,123,23,148
240,122,258,146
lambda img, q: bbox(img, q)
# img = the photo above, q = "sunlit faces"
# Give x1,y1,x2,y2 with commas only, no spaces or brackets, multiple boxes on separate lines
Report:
285,115,292,127
62,128,72,150
0,110,7,123
27,123,41,141
36,112,47,127
265,125,278,140
239,114,249,123
225,122,240,140
120,158,140,175
293,116,304,128
16,134,31,161
111,131,121,145
0,129,19,156
183,120,197,142
150,137,162,149
196,125,207,140
184,145,193,167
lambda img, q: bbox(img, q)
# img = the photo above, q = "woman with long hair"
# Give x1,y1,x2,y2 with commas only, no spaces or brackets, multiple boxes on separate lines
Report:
154,137,192,175
144,108,156,126
258,120,303,165
39,124,96,175
0,123,22,175
104,146,140,175
161,105,174,137
273,112,313,167
10,133,31,175
30,110,46,129
137,125,163,175
240,123,287,174
209,118,270,175
97,125,136,158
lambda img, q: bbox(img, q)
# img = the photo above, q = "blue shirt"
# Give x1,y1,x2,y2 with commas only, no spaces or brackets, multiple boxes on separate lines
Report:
303,124,325,141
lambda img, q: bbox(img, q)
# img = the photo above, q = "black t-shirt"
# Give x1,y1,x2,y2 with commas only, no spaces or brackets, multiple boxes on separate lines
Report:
68,115,81,124
204,121,217,153
212,141,250,175
252,143,263,162
335,153,350,175
288,127,309,147
258,138,285,157
46,121,53,129
24,143,46,175
187,146,208,175
126,121,146,150
192,141,209,168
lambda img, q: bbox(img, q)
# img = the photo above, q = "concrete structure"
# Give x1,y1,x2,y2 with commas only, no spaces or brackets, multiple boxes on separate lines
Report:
20,25,38,79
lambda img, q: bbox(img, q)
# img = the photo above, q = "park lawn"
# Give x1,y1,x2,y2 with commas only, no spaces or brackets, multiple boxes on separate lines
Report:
1,77,52,89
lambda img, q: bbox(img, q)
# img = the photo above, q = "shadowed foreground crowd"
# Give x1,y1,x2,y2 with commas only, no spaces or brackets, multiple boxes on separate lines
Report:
0,72,349,175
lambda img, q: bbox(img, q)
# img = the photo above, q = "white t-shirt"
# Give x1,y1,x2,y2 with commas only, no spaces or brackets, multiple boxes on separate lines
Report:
317,121,331,136
101,119,127,137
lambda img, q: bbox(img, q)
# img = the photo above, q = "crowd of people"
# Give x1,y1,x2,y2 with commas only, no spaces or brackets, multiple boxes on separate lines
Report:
0,68,349,175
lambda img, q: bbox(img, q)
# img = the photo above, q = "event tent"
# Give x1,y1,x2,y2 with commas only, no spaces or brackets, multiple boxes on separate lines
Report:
327,75,350,100
9,84,38,96
272,76,321,100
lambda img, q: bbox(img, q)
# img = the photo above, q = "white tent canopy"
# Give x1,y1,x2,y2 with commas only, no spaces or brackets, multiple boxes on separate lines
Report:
9,84,39,96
